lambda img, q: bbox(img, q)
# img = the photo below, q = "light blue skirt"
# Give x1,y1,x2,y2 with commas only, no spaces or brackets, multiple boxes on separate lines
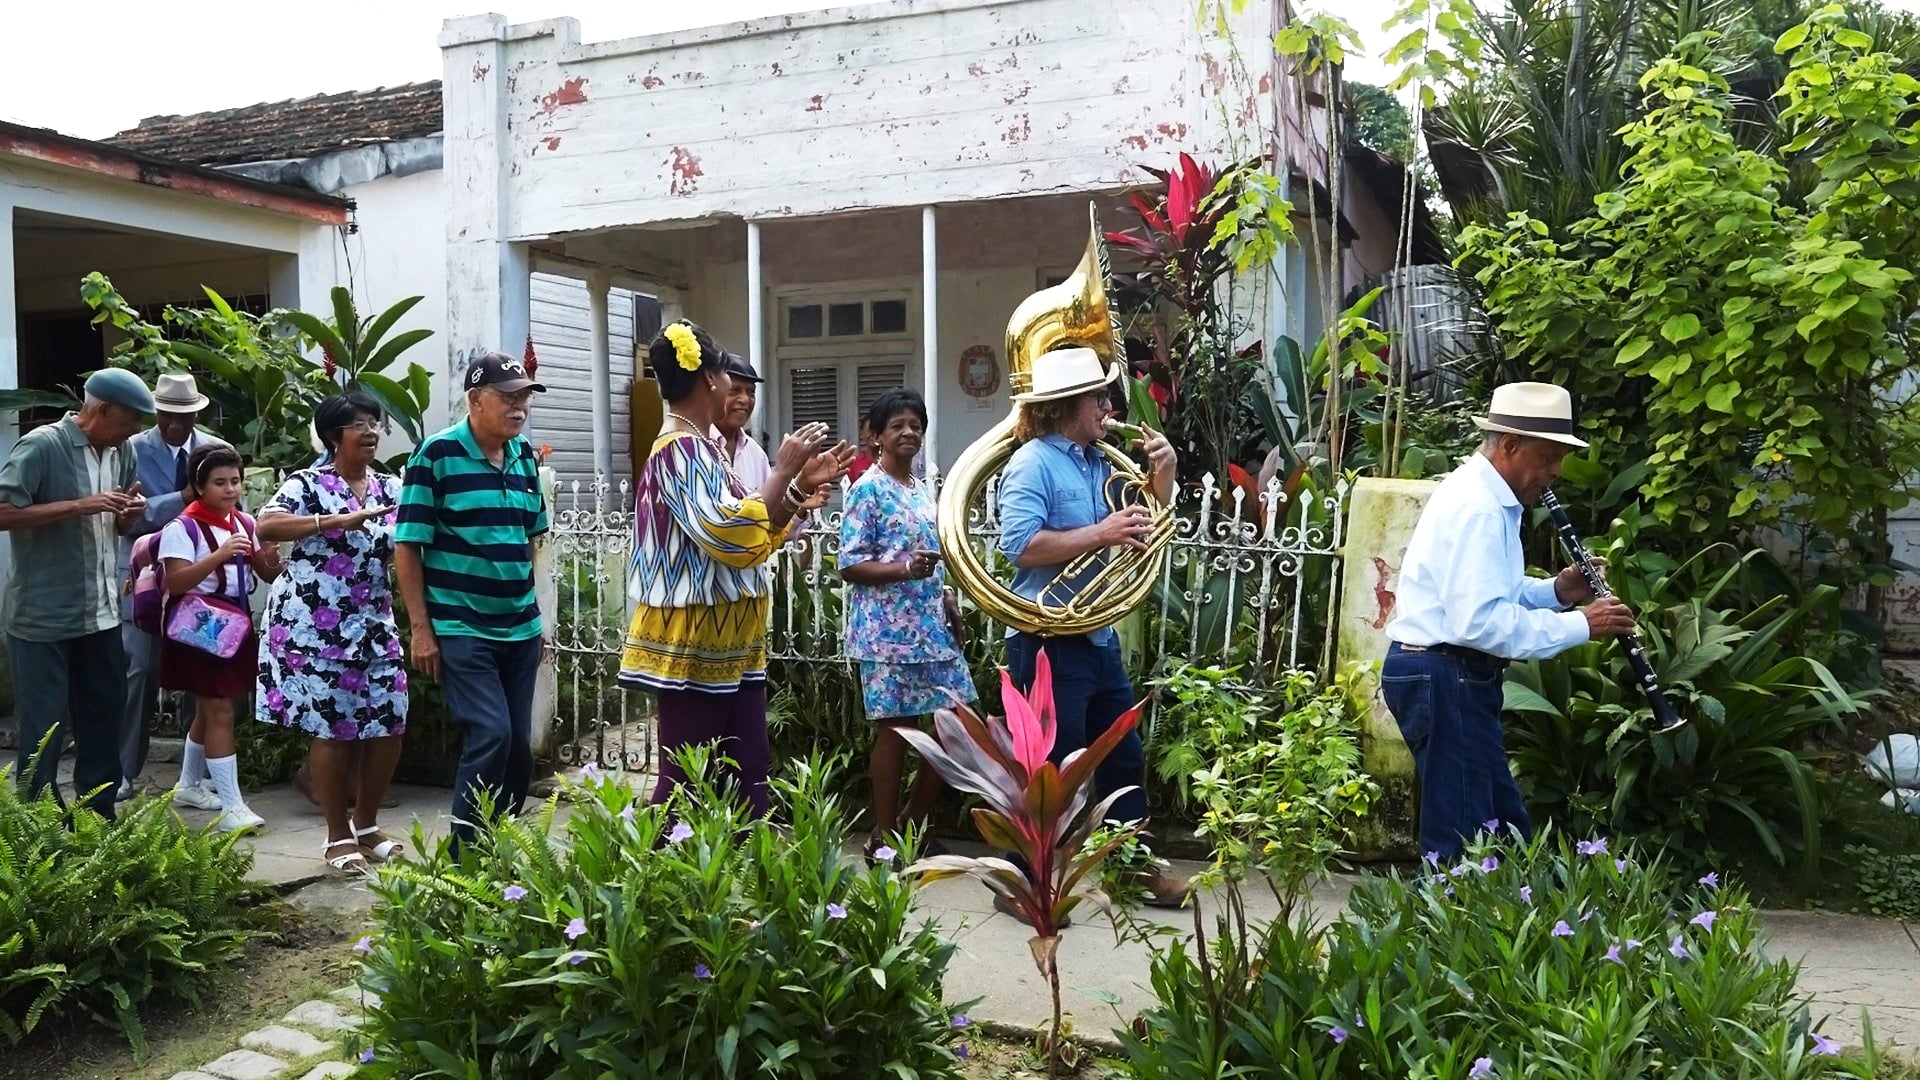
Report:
858,657,977,720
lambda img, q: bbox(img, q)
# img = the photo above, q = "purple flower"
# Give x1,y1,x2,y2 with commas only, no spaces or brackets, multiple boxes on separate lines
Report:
693,962,712,980
1552,920,1574,938
1331,1025,1349,1044
1580,910,1594,922
1604,945,1624,965
667,822,694,844
1483,818,1501,833
359,1047,374,1064
320,474,347,495
566,951,588,966
564,918,587,940
1423,850,1441,868
873,845,896,862
503,884,527,902
1444,884,1454,898
319,643,345,660
265,688,286,711
350,581,374,605
1690,910,1717,932
1669,935,1691,960
268,623,291,646
331,719,359,741
1469,1058,1495,1079
955,1043,970,1062
618,804,635,823
1625,938,1644,951
1615,858,1628,873
951,1014,971,1029
353,936,374,955
323,554,354,577
581,763,602,779
339,667,369,693
1481,856,1499,872
393,668,408,691
1451,862,1474,878
1576,838,1608,857
313,606,341,630
826,903,847,920
1699,872,1720,889
1519,886,1532,904
1810,1032,1841,1056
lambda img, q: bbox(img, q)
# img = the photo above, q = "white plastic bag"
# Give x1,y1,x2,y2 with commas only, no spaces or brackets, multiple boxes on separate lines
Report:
1881,788,1920,815
1863,733,1919,790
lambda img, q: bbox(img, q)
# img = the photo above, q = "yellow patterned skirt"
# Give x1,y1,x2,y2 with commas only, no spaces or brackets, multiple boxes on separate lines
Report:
617,595,770,693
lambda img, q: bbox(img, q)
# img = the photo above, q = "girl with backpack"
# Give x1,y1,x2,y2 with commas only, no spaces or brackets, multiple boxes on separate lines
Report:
158,445,280,832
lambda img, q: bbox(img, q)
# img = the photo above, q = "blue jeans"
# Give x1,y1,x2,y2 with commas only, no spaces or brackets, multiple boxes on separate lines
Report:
10,629,126,820
1381,643,1531,862
440,634,542,846
1006,632,1148,826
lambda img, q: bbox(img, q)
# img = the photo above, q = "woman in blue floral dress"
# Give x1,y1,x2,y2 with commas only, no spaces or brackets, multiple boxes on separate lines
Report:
838,388,975,860
255,392,408,876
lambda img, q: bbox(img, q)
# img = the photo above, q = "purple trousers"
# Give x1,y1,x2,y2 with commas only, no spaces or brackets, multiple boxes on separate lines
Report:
651,681,771,817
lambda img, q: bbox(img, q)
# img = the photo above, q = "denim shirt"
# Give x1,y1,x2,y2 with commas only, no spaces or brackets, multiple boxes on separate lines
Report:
996,433,1118,646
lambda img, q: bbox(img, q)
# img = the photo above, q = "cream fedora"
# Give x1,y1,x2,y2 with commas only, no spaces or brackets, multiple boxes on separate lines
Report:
1472,381,1588,448
1010,346,1121,403
152,371,210,413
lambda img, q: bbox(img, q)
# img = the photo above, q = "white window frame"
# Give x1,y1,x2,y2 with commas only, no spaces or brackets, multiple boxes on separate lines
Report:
770,280,922,444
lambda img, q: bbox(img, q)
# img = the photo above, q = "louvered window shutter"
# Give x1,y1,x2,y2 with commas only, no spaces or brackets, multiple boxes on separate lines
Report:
855,361,910,427
788,366,841,441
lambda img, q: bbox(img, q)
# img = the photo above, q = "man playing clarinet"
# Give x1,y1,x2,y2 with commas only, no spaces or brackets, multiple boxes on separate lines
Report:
1383,381,1639,862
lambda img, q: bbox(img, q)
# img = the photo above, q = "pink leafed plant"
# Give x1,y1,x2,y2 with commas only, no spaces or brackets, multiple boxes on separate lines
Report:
895,648,1144,1076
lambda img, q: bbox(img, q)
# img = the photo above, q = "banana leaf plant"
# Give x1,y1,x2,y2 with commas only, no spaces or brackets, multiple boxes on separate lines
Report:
281,287,434,443
896,648,1144,1077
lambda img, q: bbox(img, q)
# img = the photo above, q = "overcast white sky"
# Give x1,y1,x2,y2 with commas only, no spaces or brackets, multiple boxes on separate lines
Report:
0,0,1404,140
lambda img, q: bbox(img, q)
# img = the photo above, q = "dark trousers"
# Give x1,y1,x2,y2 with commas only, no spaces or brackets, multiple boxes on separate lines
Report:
120,621,194,786
1381,643,1532,863
1006,632,1149,826
651,681,771,818
10,628,127,820
441,634,542,846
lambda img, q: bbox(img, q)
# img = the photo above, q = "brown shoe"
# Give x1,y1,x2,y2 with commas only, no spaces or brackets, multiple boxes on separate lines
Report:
1141,867,1192,909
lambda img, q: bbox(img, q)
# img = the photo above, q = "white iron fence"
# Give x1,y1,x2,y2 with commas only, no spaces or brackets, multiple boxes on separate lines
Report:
546,471,1350,772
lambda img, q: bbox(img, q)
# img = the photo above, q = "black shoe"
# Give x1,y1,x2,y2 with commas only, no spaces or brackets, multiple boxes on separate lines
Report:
992,891,1071,929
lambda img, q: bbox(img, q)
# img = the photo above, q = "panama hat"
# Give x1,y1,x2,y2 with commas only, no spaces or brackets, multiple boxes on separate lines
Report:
1010,347,1121,403
1472,382,1588,449
152,371,210,413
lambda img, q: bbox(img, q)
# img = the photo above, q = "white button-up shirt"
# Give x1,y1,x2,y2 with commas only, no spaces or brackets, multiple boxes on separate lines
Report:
1387,452,1589,661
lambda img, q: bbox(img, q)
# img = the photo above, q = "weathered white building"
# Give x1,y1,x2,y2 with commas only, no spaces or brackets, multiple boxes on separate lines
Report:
436,0,1347,482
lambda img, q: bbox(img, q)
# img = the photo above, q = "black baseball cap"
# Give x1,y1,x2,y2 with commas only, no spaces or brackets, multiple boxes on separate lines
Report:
723,352,764,384
466,351,547,394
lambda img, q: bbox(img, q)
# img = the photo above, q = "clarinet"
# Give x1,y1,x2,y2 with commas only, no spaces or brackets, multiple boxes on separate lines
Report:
1539,490,1687,734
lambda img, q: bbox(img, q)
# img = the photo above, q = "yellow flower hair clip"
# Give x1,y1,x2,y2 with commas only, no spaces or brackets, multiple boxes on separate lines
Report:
665,322,702,372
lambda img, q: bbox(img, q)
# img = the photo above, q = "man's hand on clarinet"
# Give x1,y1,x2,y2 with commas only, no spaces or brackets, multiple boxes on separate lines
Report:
1554,556,1606,605
1583,595,1636,639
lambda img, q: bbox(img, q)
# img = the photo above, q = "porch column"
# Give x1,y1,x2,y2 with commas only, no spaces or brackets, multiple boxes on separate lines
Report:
921,206,939,477
0,200,14,572
746,220,766,438
441,15,531,422
587,270,613,490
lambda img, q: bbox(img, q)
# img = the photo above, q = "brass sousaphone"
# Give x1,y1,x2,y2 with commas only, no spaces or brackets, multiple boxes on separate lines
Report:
937,204,1175,635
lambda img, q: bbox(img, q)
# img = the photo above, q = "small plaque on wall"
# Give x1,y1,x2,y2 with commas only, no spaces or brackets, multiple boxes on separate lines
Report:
957,344,1000,399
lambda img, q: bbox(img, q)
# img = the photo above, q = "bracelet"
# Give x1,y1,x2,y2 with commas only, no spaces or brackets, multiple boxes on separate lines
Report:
786,479,809,505
313,513,323,534
780,491,802,513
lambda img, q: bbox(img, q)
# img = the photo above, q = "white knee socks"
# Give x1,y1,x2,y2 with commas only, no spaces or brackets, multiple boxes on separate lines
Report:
207,755,243,811
180,736,208,788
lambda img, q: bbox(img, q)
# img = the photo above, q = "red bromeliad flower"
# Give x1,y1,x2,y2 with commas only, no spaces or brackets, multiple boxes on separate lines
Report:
524,334,540,380
897,649,1144,948
322,343,338,379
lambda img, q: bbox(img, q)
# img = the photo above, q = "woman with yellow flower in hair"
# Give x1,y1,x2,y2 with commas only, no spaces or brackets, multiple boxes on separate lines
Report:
619,319,852,815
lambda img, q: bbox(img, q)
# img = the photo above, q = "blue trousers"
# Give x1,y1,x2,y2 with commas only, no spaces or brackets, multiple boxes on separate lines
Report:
1381,643,1531,862
440,634,542,846
10,628,126,820
1005,632,1148,826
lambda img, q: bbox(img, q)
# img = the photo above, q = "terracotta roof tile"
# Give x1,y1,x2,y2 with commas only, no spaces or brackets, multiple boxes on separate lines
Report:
106,82,443,166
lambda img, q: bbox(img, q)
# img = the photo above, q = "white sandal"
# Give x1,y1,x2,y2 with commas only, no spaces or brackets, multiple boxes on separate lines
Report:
353,824,405,863
325,837,370,877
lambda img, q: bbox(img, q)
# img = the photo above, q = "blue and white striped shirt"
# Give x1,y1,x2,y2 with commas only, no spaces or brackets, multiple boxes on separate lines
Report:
1387,452,1589,661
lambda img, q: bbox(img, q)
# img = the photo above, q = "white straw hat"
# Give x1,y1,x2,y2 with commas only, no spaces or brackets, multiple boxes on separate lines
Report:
151,371,210,413
1010,347,1121,403
1472,382,1588,448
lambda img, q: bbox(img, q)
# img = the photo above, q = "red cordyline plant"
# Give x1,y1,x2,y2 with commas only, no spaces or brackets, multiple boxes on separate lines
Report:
897,649,1144,1076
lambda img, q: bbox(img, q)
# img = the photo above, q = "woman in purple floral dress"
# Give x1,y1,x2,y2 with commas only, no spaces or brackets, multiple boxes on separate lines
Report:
255,392,407,876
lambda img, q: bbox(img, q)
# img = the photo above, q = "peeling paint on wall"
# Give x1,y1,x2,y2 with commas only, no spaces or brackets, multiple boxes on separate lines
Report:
668,146,703,195
807,94,826,112
539,76,590,116
472,61,491,82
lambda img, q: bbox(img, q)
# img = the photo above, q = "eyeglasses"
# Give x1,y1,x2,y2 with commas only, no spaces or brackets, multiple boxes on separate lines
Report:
488,388,537,406
339,419,382,433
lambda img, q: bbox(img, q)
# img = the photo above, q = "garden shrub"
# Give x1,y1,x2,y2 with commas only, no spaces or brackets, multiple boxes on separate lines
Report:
1845,844,1920,920
0,776,257,1054
354,752,967,1078
1124,830,1880,1078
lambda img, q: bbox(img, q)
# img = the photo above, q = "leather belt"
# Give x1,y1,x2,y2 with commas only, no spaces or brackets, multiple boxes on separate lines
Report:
1394,642,1508,668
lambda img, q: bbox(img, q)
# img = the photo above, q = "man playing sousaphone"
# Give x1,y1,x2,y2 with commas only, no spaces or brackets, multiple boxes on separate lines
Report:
995,345,1192,911
1383,382,1639,863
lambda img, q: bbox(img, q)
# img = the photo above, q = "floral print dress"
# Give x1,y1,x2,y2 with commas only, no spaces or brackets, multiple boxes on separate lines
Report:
255,466,408,740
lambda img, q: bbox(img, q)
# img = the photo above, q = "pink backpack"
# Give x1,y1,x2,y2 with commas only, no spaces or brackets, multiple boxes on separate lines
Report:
127,512,256,637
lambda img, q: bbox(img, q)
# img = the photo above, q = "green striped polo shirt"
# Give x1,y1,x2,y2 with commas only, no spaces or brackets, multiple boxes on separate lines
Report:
395,420,549,641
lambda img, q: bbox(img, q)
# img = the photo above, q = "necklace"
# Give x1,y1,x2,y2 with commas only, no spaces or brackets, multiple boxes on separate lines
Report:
666,412,746,496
